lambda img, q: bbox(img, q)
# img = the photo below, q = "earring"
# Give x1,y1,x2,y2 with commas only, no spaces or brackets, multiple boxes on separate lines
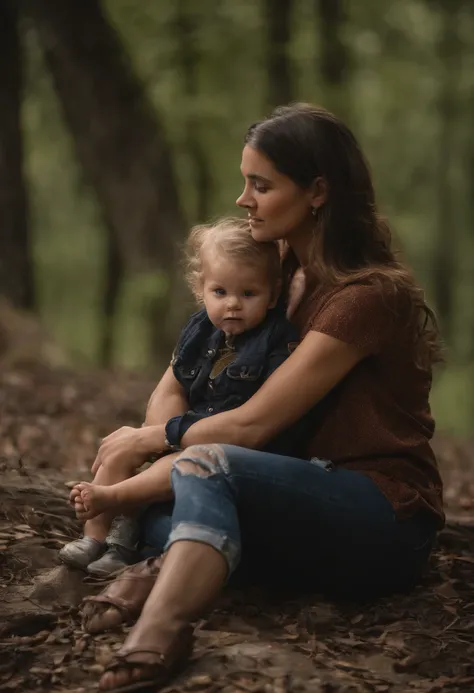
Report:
311,207,318,217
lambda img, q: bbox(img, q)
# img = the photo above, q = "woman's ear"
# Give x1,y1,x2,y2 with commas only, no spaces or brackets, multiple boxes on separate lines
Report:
308,176,328,211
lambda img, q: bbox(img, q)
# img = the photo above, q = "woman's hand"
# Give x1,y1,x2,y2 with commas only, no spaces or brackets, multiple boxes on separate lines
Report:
91,425,166,475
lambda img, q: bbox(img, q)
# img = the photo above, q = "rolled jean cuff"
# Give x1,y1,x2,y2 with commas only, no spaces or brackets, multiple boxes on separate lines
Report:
164,521,241,576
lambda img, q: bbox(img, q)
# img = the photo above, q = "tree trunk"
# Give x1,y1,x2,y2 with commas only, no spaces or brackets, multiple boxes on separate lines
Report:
26,0,188,366
0,0,35,310
468,64,474,363
99,219,125,367
175,0,212,223
316,0,351,120
27,0,184,272
432,3,460,345
264,0,293,110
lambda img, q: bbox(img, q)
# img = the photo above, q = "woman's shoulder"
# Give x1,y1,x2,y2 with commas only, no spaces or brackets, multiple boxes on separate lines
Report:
313,276,409,317
299,278,411,353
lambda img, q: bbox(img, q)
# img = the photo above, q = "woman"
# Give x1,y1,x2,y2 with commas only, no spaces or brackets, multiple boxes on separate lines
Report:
85,104,444,692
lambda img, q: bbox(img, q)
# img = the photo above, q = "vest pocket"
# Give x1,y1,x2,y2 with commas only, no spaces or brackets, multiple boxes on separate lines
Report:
226,364,263,381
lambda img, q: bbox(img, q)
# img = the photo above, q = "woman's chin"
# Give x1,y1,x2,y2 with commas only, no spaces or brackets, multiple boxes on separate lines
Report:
250,223,271,242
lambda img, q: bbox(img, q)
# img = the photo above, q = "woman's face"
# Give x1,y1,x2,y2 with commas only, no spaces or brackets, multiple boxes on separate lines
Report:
236,145,319,244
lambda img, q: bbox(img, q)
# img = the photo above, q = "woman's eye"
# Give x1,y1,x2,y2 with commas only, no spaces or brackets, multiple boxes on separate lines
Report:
253,181,268,193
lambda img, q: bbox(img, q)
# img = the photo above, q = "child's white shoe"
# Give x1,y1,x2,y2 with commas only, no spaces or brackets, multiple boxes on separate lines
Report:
87,545,138,578
59,537,105,570
87,516,139,577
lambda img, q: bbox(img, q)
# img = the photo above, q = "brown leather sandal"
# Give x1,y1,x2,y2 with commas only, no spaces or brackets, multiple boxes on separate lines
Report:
82,556,163,634
98,629,194,692
95,540,227,691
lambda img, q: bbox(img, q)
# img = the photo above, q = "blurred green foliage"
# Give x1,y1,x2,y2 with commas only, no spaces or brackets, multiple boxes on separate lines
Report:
21,0,474,436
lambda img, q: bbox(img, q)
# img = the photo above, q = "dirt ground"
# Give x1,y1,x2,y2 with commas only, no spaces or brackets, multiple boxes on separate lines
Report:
1,365,474,693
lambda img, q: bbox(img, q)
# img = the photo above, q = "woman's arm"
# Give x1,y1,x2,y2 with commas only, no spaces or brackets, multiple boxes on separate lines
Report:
90,367,188,474
137,330,367,454
181,331,366,448
143,366,189,426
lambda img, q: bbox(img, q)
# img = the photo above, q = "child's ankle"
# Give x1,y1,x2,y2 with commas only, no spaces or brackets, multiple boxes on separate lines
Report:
109,482,127,508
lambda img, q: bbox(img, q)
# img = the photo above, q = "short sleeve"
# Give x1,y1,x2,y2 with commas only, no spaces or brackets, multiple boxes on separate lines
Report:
309,283,398,354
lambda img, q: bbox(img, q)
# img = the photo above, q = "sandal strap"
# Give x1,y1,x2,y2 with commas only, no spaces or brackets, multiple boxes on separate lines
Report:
81,557,163,621
82,594,135,620
100,660,164,693
98,630,194,692
115,649,166,665
117,625,195,665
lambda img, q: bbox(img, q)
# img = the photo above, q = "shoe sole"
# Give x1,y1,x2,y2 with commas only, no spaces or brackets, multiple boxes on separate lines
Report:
87,564,127,578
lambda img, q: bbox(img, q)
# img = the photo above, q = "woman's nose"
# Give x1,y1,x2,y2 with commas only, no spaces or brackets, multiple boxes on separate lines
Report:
235,191,246,208
236,186,254,209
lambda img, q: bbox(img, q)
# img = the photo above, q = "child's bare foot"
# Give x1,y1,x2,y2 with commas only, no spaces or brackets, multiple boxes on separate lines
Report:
69,486,81,507
72,482,119,520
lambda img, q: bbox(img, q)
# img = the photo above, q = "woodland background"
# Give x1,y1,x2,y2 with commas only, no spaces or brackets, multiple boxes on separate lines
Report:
1,0,473,437
1,5,474,690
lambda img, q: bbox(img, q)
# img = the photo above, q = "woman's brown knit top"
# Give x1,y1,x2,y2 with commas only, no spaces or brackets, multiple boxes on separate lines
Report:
293,281,445,529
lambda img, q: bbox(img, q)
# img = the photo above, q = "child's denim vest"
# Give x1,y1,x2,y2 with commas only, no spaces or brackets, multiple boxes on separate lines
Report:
166,307,316,458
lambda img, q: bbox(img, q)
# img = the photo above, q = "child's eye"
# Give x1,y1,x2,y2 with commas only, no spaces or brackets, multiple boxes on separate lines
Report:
213,288,226,296
243,290,255,297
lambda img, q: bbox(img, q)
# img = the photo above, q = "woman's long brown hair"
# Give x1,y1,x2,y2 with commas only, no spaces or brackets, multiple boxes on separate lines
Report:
246,103,443,369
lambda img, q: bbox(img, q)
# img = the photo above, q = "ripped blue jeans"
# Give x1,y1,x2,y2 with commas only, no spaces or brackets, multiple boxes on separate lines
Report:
139,445,437,597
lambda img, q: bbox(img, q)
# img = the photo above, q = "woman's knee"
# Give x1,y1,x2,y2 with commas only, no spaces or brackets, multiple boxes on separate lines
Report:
172,444,230,477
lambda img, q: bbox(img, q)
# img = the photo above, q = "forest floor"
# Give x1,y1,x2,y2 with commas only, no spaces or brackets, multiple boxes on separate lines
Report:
1,365,474,693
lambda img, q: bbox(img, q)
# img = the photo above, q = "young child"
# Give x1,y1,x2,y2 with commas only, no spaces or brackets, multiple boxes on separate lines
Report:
59,218,315,577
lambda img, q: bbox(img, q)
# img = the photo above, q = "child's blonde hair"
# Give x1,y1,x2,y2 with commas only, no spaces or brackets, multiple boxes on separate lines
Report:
185,217,282,303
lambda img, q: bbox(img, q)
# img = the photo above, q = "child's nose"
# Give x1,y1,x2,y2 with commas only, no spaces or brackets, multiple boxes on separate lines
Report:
227,295,241,309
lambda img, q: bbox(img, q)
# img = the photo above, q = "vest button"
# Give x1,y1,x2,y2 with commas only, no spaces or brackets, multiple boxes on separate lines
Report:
207,406,214,413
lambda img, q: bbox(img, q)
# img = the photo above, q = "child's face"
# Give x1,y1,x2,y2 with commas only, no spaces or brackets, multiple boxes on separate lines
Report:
202,253,277,337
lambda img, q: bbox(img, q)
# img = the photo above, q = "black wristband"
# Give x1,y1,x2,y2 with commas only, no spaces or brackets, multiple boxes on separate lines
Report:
164,416,183,451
